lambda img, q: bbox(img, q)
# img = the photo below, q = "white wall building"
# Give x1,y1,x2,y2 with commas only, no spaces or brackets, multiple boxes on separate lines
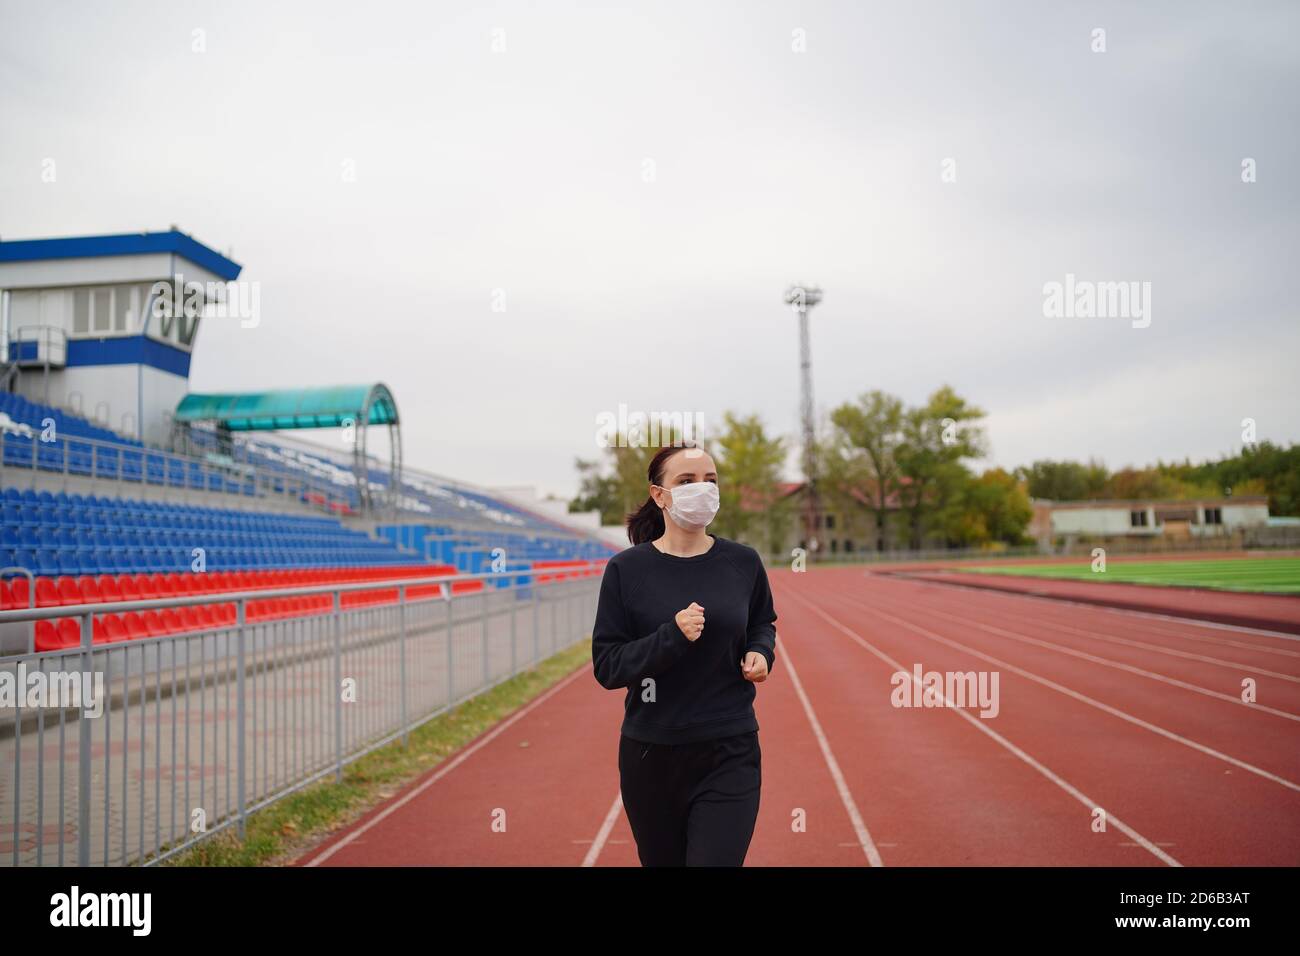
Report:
0,229,242,446
1031,496,1270,542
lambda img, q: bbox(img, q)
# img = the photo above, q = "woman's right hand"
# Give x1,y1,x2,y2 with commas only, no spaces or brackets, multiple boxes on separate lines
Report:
675,602,705,642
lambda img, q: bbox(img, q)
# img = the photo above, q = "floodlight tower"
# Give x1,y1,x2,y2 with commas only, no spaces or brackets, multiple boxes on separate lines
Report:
784,283,823,557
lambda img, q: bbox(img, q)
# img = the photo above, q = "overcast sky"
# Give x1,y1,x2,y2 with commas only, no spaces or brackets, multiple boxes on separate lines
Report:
2,0,1296,500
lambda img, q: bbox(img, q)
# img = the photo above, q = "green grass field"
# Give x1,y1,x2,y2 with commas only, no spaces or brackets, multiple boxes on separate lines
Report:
958,556,1300,595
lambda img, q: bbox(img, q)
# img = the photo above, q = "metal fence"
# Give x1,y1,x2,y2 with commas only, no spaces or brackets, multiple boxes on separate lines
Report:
762,533,1297,567
0,565,602,866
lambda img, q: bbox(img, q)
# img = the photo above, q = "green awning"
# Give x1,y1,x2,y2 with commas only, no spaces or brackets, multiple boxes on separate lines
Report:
175,384,399,431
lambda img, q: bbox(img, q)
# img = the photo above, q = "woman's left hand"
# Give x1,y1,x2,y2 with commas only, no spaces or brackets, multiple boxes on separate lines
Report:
741,651,769,683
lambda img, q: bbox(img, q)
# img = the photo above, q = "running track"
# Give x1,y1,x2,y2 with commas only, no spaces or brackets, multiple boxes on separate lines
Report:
292,567,1300,866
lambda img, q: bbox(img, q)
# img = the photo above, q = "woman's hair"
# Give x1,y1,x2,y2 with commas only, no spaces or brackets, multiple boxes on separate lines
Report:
625,440,712,545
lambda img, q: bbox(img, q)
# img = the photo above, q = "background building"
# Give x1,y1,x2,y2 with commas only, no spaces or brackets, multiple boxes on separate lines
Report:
1029,496,1271,547
0,229,242,447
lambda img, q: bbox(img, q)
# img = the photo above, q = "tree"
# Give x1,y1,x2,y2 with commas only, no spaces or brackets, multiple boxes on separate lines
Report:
1016,459,1109,500
894,386,988,549
709,411,791,552
825,390,906,552
570,422,698,533
571,456,623,525
949,468,1034,546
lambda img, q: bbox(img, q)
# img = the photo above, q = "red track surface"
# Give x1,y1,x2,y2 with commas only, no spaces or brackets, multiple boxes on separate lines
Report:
895,570,1300,634
292,567,1300,866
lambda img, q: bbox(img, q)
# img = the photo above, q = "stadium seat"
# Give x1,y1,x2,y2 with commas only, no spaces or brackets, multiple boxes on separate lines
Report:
56,576,82,606
122,612,147,640
34,620,70,653
57,617,82,649
101,614,128,643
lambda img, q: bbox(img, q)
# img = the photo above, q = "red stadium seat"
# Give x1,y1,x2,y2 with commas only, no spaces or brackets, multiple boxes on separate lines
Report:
115,575,140,602
57,617,82,649
96,575,122,602
102,614,128,643
35,577,61,608
57,576,83,606
147,574,173,597
91,615,110,644
33,620,54,651
122,613,148,640
35,619,80,652
76,575,102,605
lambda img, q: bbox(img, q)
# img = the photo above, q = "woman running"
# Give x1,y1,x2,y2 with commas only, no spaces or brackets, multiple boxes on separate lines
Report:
591,440,778,866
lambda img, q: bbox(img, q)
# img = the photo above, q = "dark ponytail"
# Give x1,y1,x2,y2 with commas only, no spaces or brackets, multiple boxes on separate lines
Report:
624,440,710,545
625,497,663,546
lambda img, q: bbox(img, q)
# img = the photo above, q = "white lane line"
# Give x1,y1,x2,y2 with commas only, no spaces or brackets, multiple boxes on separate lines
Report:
827,588,1300,794
885,597,1300,723
585,629,882,866
889,574,1300,662
986,614,1300,680
583,792,624,867
1094,623,1300,660
302,666,590,867
877,572,1300,643
777,631,884,866
782,589,1183,867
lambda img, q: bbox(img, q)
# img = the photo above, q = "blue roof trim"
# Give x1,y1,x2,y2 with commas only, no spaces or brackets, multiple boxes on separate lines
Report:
0,231,242,281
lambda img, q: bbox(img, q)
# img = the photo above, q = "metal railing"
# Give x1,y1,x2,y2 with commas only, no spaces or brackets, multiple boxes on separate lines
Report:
12,325,68,367
0,428,353,515
8,326,67,406
761,532,1283,567
0,562,603,866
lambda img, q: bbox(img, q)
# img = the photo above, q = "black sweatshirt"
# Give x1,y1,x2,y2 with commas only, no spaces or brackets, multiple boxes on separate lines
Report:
591,534,778,745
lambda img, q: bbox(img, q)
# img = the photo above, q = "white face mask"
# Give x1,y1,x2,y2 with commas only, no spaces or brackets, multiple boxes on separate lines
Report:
658,481,720,529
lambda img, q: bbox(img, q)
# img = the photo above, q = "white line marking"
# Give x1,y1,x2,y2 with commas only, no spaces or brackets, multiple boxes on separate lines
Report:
893,574,1300,661
783,589,1183,866
301,667,590,867
879,572,1300,642
778,634,884,867
584,632,883,866
892,599,1300,723
583,792,625,867
824,588,1300,795
985,614,1300,678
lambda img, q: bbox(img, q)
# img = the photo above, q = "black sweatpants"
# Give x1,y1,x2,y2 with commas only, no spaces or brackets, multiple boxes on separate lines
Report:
618,730,762,866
